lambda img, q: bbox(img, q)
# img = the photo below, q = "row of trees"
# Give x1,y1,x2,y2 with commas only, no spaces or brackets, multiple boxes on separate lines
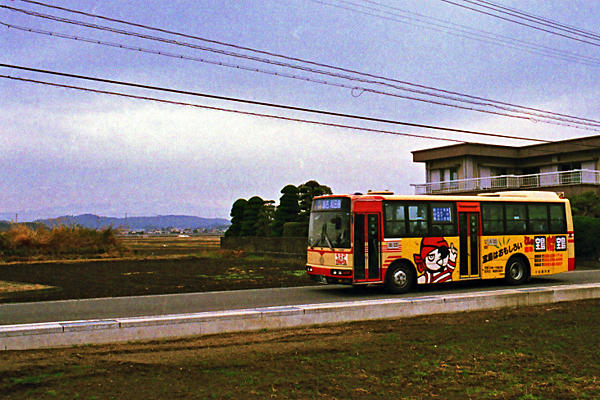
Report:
225,180,332,237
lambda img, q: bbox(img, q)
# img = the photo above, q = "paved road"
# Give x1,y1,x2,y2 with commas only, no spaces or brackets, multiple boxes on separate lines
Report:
1,270,599,325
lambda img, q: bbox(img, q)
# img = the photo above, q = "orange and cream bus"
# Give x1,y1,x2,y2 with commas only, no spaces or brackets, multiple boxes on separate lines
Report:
306,191,574,293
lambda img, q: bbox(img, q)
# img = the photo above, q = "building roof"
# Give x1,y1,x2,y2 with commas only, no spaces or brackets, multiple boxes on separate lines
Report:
412,135,600,163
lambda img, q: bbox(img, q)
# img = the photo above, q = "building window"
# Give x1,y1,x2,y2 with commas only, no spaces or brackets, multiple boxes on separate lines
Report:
559,163,582,184
439,168,458,181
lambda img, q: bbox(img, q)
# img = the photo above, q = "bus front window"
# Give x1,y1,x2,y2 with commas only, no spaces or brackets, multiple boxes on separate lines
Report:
308,212,351,249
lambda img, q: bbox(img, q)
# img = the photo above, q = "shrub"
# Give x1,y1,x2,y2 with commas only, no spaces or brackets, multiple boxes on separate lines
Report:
282,222,308,237
0,224,123,260
573,215,600,259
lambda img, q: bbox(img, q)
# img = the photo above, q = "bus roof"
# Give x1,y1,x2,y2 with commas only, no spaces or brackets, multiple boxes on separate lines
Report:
315,191,567,203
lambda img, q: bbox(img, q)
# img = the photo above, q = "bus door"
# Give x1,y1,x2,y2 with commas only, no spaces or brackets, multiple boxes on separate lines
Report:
458,202,481,279
353,213,381,281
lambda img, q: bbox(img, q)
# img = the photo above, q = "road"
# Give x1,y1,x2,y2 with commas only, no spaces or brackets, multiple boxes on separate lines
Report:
1,270,599,325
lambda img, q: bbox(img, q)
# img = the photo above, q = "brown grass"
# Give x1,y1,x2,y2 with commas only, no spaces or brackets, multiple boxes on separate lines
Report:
0,224,124,261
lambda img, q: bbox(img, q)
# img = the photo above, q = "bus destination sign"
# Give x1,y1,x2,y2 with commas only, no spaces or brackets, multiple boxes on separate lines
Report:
314,198,343,211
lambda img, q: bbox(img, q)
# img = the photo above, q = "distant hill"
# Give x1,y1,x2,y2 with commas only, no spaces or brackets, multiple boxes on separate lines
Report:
35,214,230,230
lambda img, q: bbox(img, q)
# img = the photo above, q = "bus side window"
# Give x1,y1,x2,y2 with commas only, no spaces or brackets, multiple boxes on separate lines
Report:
408,204,428,236
506,204,526,234
384,203,406,237
431,203,456,235
528,204,549,234
549,204,566,233
482,203,504,235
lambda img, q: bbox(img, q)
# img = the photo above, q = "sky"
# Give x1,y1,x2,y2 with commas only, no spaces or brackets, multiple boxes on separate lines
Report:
1,0,599,221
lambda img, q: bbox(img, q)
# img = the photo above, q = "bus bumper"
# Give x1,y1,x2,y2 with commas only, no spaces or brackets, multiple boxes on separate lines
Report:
306,265,353,285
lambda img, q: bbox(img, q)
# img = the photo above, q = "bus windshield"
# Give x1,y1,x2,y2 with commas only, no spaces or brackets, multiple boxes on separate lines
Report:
308,211,351,249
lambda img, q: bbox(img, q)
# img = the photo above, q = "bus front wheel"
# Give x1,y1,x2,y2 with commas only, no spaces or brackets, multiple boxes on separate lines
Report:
385,263,415,294
505,256,529,285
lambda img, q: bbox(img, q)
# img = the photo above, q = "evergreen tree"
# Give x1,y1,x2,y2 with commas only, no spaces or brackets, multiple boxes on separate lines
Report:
298,180,333,222
224,198,247,237
271,185,300,236
240,196,264,236
255,200,275,236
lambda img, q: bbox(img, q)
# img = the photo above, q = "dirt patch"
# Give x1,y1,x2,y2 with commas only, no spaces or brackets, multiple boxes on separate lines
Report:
1,299,599,399
0,255,312,303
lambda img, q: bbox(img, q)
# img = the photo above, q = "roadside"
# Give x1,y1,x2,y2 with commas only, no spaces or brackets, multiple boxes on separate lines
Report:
1,298,598,399
0,236,598,304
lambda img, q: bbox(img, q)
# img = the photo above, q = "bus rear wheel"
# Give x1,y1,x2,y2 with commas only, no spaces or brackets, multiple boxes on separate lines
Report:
505,256,529,285
385,263,415,294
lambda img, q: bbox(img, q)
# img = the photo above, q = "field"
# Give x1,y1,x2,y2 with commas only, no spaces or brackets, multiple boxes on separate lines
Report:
1,299,599,399
1,237,600,398
0,236,312,303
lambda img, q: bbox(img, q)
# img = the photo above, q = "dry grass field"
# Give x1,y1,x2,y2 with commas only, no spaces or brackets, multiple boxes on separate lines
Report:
1,299,599,399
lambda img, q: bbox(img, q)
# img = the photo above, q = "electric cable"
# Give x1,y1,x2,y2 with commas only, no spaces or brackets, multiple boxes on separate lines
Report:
0,63,552,143
4,2,600,128
439,0,600,47
4,20,600,132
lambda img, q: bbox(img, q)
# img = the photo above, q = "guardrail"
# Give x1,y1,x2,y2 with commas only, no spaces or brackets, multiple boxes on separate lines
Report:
411,169,600,195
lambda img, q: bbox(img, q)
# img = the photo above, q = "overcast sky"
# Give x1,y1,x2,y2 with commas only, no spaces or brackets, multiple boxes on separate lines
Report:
1,0,599,221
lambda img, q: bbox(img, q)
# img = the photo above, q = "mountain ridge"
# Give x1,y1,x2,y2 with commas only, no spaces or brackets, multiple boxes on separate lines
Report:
33,214,230,230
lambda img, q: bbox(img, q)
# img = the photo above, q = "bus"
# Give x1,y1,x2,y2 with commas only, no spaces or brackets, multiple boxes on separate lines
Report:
306,191,574,293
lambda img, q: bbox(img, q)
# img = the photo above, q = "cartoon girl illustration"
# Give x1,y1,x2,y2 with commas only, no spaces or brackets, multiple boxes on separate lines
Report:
413,237,458,284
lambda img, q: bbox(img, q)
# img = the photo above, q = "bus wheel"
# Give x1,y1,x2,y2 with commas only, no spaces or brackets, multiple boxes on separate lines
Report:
385,263,415,294
505,256,529,285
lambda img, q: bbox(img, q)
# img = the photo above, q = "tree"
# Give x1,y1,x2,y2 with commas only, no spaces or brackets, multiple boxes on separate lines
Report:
298,180,333,222
271,185,300,236
240,196,264,236
569,191,600,217
224,198,247,237
254,200,275,236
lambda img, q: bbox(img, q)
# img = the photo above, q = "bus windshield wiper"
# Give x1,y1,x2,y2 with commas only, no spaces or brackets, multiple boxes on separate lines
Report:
321,225,334,251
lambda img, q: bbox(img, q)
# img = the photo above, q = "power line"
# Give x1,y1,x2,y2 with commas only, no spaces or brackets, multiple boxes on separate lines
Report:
355,0,600,65
4,73,594,158
469,0,600,41
439,0,600,48
462,0,600,42
5,2,600,129
0,74,467,144
0,63,551,143
314,0,600,67
5,20,600,132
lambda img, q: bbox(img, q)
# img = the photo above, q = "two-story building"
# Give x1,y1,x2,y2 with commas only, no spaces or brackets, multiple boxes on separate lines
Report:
411,135,600,197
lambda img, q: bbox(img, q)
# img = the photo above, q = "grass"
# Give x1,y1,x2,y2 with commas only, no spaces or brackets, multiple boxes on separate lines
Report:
0,225,123,262
1,299,598,399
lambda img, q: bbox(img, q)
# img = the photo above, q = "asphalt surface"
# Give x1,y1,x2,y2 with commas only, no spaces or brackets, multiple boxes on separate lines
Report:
1,270,599,325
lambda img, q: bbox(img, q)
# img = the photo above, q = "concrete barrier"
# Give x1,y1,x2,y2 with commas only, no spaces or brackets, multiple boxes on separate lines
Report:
2,283,600,350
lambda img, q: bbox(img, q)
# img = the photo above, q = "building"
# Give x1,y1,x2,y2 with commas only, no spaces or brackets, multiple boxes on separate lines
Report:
411,135,600,197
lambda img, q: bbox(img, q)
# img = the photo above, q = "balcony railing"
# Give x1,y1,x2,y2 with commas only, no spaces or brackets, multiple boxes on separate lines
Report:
411,169,600,195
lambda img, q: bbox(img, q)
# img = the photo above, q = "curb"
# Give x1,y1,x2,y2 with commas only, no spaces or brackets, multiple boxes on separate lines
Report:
1,283,599,350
